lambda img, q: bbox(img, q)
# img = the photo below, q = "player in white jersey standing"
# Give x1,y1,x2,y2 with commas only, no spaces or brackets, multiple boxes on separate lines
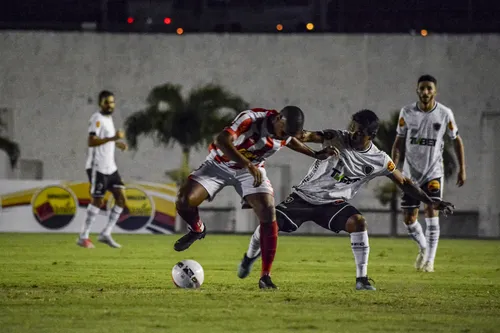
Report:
391,75,466,272
77,90,129,249
238,110,455,290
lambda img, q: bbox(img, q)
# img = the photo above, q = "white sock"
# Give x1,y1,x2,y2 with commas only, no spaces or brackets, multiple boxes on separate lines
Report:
406,221,427,252
102,205,124,236
425,217,440,263
350,231,370,278
80,204,100,239
246,225,261,259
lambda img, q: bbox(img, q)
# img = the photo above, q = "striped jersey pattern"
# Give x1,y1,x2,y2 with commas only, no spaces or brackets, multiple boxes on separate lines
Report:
206,108,291,169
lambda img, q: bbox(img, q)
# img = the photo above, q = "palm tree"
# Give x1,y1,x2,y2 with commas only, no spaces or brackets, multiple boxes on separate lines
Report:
125,83,249,184
373,111,457,236
0,116,20,169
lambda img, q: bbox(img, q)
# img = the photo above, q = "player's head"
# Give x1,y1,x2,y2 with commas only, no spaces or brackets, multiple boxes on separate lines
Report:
98,90,115,115
273,106,305,139
349,109,379,148
417,75,437,104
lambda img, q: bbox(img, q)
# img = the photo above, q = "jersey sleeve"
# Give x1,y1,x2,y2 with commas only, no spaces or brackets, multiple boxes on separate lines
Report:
396,108,407,137
224,111,255,140
446,110,459,139
88,115,102,136
380,153,397,176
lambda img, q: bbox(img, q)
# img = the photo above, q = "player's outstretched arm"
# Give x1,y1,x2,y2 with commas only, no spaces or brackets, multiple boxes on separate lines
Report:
300,130,326,143
387,169,455,216
286,137,339,160
88,130,124,147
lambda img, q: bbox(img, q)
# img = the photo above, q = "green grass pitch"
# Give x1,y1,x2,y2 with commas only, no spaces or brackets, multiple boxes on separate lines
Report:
0,233,499,333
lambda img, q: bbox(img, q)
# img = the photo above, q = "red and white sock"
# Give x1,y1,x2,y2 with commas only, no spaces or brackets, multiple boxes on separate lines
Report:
259,221,278,277
177,208,204,233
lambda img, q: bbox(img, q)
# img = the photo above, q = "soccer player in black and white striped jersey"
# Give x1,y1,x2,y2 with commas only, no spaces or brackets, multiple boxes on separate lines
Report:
77,90,128,249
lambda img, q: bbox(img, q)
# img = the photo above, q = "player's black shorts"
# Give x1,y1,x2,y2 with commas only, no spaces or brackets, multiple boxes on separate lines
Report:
86,169,125,197
275,193,361,233
401,177,443,209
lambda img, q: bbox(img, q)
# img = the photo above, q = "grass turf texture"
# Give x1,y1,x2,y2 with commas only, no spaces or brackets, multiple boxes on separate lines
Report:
0,234,499,333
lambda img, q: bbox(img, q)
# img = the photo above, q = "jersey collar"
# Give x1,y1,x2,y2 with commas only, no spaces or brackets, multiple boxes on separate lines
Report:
415,101,438,113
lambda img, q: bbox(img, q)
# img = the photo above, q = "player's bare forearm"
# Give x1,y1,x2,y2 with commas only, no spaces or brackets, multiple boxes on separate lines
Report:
391,136,405,167
387,170,433,205
287,137,317,158
453,135,466,170
88,136,114,147
399,179,433,205
214,131,252,168
300,130,325,143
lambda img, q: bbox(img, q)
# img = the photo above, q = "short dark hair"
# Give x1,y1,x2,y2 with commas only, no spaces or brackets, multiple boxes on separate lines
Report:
352,109,379,138
418,75,437,85
280,106,305,135
98,90,114,103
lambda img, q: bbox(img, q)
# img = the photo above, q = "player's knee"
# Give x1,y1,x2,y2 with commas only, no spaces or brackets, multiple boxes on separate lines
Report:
423,204,438,218
115,195,126,207
91,197,104,208
256,204,276,224
176,191,199,210
345,214,366,233
403,209,418,224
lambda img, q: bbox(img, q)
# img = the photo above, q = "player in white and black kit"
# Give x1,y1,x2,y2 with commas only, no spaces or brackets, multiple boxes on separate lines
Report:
238,110,455,290
392,75,466,272
77,90,129,249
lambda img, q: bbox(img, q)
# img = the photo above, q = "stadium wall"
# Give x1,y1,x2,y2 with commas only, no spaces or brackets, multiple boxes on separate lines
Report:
0,32,499,236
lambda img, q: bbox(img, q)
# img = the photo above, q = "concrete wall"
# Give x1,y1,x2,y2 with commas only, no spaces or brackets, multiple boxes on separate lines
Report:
1,32,499,222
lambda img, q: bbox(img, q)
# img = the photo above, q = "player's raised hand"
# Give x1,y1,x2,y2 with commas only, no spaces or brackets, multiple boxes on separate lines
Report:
247,163,263,187
457,169,466,187
315,146,339,160
116,141,128,151
432,200,455,217
114,130,125,140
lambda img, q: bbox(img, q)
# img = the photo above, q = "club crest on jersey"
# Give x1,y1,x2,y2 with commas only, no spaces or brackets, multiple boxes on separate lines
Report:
386,161,396,172
427,179,441,193
363,165,374,175
433,123,441,131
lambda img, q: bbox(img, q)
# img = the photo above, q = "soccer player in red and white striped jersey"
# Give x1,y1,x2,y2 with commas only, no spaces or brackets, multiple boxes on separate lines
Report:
174,106,336,289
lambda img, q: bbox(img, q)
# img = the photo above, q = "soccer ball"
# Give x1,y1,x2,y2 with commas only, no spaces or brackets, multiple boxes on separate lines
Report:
171,259,204,289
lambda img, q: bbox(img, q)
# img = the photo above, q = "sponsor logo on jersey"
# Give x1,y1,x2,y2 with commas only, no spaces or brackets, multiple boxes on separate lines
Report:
427,179,441,193
386,161,396,172
96,121,100,128
398,117,405,127
330,168,360,185
433,123,441,131
363,165,374,175
284,196,294,204
409,137,437,146
448,121,454,130
238,148,258,160
31,186,77,229
107,187,154,231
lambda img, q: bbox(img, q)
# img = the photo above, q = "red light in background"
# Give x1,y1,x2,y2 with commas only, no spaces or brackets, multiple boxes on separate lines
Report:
164,17,172,25
127,17,134,24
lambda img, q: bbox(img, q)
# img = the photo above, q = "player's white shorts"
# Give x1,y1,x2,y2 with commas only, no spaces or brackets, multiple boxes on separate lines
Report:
189,160,273,200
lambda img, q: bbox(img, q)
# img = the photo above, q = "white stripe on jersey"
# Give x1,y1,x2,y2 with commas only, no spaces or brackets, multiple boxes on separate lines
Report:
294,130,396,204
